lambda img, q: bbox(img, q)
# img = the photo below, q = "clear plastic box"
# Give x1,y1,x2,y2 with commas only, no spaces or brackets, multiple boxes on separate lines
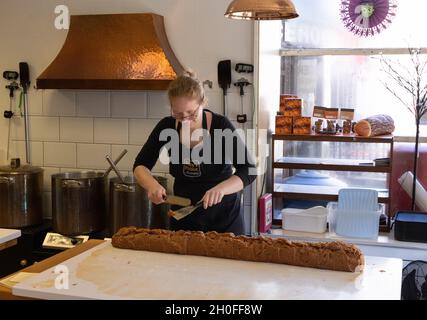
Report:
327,202,384,239
282,207,328,233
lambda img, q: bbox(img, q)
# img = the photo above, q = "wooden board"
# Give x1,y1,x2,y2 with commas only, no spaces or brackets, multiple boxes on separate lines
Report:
12,241,402,300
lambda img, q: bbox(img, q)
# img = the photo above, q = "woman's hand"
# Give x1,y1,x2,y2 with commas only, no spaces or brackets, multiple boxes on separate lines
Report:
147,182,167,204
202,186,225,209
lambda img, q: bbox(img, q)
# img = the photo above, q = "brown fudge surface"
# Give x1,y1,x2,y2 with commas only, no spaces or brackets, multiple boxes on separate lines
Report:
112,227,364,273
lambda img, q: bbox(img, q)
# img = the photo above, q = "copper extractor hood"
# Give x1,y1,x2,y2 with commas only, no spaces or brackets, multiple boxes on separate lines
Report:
37,13,184,90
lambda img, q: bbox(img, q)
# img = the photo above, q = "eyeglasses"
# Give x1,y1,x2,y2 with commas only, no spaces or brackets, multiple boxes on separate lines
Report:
171,104,201,121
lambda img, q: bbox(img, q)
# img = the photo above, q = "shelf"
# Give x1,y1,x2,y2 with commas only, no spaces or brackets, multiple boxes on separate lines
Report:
274,157,391,173
273,183,389,203
265,229,427,251
272,133,394,143
271,132,394,231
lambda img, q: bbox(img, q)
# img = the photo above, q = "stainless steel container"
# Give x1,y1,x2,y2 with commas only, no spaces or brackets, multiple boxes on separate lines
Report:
109,175,169,235
52,172,106,236
0,158,43,228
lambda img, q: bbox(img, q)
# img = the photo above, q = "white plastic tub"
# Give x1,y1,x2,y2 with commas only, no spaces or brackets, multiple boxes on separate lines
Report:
282,206,328,233
327,202,384,239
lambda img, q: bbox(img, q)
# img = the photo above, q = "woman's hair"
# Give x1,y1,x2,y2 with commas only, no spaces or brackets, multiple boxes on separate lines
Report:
168,70,208,105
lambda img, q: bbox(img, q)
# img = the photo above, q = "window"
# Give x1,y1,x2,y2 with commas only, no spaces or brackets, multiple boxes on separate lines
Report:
281,0,427,134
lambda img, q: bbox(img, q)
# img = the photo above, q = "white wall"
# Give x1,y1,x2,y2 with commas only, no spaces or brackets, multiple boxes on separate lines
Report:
0,0,254,218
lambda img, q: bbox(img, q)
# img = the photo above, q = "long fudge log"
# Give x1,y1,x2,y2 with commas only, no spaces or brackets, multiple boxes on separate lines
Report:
112,227,364,273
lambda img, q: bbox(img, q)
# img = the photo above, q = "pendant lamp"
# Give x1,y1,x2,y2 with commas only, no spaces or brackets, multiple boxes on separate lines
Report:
225,0,299,20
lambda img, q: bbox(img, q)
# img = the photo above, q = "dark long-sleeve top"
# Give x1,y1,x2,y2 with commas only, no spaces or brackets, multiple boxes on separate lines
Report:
133,109,256,188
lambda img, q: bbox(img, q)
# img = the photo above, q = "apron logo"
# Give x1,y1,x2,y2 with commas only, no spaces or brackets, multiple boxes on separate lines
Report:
183,160,202,178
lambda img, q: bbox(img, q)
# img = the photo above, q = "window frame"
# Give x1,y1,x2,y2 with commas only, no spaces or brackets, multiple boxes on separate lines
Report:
280,47,427,126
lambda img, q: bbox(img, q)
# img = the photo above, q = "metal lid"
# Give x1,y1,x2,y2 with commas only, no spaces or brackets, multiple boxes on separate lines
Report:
0,158,43,174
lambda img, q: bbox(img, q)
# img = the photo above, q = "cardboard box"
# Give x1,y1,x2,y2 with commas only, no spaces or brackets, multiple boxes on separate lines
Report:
280,98,302,117
293,117,312,134
275,115,293,135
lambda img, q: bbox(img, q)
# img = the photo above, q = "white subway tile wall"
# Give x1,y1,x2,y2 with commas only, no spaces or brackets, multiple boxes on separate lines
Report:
129,119,158,145
226,91,254,121
10,117,24,140
29,116,60,142
42,90,75,116
59,167,88,173
8,141,44,166
24,89,254,218
111,92,147,118
60,117,93,143
76,144,111,170
111,145,142,171
76,91,110,117
205,90,223,115
94,118,128,144
44,142,76,168
147,92,170,119
42,167,60,192
28,90,43,116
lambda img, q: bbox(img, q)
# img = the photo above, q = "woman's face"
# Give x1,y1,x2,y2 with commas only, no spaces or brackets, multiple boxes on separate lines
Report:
170,96,203,123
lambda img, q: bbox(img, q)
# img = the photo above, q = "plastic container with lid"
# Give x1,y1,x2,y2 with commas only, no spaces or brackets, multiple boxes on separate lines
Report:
282,206,328,233
327,202,384,239
327,188,383,239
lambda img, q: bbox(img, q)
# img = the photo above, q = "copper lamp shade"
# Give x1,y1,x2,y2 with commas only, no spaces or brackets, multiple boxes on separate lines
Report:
225,0,299,20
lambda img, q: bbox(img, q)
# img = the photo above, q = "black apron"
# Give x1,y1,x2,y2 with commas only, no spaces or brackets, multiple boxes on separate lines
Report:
169,111,244,235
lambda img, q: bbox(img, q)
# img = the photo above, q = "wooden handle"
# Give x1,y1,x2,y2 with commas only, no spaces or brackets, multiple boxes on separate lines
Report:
164,195,191,207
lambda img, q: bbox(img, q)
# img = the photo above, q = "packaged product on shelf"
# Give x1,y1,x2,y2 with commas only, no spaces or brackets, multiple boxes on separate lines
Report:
276,112,293,135
313,106,326,118
324,108,339,120
325,120,337,134
343,120,352,134
280,94,298,113
281,98,302,117
314,119,324,133
340,108,355,121
293,117,312,134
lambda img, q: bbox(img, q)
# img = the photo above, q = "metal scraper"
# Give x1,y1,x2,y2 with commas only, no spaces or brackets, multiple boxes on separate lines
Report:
168,201,203,220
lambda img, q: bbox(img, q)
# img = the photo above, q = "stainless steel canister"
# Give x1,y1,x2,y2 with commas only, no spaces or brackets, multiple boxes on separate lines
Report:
52,172,106,236
0,158,43,228
109,175,169,235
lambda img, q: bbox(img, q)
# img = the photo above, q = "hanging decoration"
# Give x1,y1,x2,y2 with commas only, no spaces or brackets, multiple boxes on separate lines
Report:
340,0,398,37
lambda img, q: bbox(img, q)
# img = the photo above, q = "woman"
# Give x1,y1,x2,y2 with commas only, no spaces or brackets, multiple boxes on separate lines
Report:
133,71,256,235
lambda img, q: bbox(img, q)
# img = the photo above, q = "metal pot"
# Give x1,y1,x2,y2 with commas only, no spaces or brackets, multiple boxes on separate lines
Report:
52,172,106,236
0,158,43,228
109,175,170,235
